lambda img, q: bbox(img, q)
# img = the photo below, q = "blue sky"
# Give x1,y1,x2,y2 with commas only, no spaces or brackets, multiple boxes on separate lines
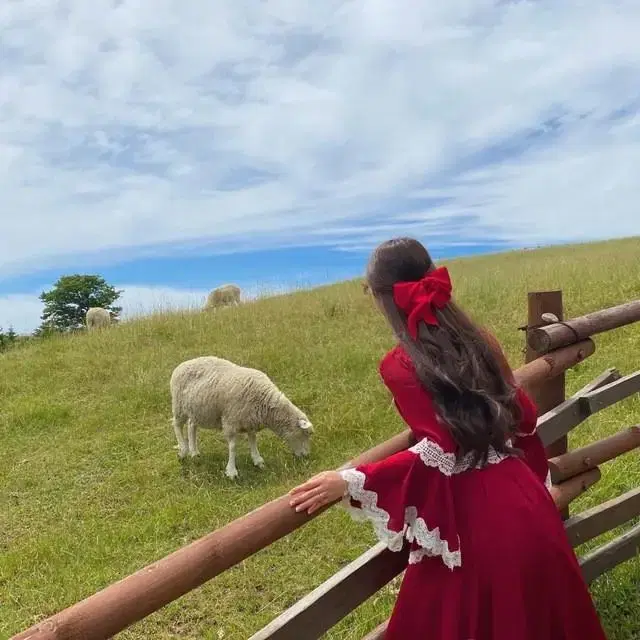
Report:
1,1,640,333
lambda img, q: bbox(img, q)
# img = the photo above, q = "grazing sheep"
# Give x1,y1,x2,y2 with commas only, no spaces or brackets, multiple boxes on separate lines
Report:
205,284,241,310
170,356,313,479
86,307,112,330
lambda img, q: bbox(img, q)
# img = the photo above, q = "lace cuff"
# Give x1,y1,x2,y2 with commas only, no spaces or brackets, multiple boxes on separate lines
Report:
338,467,462,570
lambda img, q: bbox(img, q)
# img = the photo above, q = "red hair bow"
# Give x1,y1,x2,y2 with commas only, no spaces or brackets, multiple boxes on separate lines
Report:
392,266,452,338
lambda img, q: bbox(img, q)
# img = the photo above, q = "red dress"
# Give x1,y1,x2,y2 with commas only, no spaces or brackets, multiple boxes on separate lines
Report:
339,345,607,640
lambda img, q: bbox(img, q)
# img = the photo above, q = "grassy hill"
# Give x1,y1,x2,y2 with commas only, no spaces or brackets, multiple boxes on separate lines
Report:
1,237,639,640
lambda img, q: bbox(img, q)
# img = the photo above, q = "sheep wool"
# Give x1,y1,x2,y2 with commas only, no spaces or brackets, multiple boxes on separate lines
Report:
205,284,241,309
170,356,313,478
86,307,111,330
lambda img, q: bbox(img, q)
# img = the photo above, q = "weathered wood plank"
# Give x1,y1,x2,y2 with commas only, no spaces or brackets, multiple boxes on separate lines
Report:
580,370,640,414
572,368,622,395
549,426,640,483
550,468,602,511
565,487,640,547
579,522,640,584
362,621,388,640
516,340,595,396
528,299,640,354
248,543,407,640
537,368,620,447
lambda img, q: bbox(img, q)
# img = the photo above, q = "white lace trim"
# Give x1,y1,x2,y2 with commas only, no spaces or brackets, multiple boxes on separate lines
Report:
339,468,462,570
544,469,553,492
408,436,515,476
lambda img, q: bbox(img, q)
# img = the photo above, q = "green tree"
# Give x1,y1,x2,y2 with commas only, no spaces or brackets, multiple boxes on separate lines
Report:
0,326,17,352
38,275,123,333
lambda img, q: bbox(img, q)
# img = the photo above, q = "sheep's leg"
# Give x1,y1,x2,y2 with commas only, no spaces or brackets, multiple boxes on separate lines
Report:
172,417,188,459
224,434,239,479
221,419,240,479
247,432,265,469
187,419,200,458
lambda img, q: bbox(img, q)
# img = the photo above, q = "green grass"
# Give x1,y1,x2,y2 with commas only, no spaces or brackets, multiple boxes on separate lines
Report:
1,237,639,640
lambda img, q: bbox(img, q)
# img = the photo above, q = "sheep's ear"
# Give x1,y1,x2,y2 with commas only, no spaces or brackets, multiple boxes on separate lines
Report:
298,418,313,432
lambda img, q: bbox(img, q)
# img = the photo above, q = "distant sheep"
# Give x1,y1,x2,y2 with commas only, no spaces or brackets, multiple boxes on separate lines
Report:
205,284,241,310
170,356,313,479
85,307,112,330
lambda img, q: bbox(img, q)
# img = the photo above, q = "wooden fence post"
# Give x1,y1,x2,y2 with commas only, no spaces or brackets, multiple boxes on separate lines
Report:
525,291,569,518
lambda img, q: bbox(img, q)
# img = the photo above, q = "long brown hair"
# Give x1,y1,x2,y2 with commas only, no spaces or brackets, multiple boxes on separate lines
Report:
366,237,521,466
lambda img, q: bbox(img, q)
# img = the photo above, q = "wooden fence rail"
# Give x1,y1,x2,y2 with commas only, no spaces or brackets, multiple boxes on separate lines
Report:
549,426,640,483
527,299,640,354
580,523,640,585
11,294,640,640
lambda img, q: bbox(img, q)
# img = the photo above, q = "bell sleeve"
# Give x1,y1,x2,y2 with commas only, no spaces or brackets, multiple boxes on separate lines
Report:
338,447,462,570
338,359,463,570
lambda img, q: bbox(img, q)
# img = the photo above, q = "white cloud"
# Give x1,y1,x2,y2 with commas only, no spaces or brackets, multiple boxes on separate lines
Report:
0,294,43,335
1,0,640,280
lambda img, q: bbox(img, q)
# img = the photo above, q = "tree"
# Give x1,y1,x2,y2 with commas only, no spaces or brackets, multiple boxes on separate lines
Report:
38,275,123,333
0,326,17,352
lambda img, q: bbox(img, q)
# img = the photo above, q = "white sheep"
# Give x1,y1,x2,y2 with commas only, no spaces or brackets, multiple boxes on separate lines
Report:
85,307,112,330
205,284,241,310
170,356,313,479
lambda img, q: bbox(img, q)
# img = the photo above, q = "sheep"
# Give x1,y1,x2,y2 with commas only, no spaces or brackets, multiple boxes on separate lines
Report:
205,284,241,310
362,281,371,295
86,307,112,330
169,356,313,479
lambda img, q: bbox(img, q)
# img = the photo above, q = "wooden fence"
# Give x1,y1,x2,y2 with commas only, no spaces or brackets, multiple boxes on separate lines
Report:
11,292,640,640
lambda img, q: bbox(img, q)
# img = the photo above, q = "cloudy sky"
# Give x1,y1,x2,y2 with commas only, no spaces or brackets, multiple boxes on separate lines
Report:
1,1,639,333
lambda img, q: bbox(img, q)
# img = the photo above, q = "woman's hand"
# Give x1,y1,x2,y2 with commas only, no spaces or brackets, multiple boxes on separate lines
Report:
289,471,348,515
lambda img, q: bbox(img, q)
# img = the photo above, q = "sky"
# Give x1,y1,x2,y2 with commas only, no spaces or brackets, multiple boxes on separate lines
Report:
1,1,640,334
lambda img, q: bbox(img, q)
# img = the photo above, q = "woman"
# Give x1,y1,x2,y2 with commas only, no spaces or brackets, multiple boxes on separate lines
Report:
289,238,607,639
